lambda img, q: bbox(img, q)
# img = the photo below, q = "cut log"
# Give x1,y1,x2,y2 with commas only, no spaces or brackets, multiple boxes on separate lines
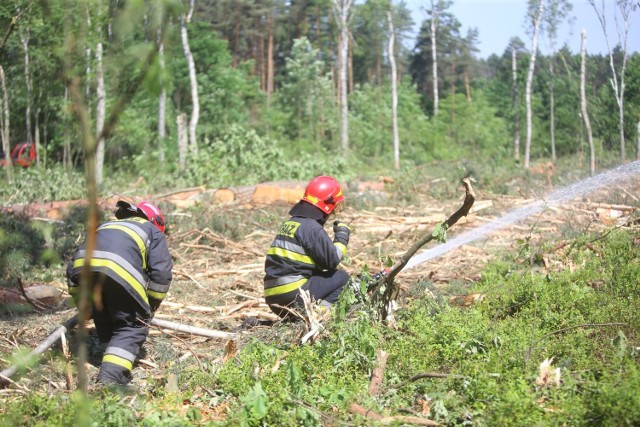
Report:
0,284,64,308
252,182,306,204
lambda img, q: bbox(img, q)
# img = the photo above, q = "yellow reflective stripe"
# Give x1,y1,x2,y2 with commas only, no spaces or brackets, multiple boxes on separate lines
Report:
102,354,133,370
147,290,165,300
264,277,307,297
334,242,347,257
74,258,149,305
267,247,315,265
99,224,147,269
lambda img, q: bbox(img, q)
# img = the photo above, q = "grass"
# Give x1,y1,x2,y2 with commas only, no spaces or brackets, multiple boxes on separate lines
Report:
1,227,639,426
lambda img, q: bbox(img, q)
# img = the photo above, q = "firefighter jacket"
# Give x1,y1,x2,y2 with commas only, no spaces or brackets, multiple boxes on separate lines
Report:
66,217,173,312
264,215,347,304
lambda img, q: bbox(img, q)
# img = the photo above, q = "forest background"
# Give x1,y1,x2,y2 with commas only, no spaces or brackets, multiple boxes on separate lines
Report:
0,0,639,200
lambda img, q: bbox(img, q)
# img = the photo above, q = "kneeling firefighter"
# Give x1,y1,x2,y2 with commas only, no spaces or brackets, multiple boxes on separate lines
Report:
67,201,173,385
263,175,352,319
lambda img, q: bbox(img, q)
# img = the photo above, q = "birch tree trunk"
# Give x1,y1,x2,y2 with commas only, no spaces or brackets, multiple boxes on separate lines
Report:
62,87,72,168
34,103,40,165
332,0,353,152
580,29,595,176
388,8,400,170
266,12,274,109
587,0,632,161
430,0,439,116
20,26,33,144
158,29,166,162
524,0,545,169
0,65,11,178
181,0,199,156
95,40,106,187
512,46,520,161
636,117,639,161
177,113,187,174
549,59,556,162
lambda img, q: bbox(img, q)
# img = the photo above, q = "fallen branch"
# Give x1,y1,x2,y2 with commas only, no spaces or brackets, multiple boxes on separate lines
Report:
349,403,438,426
17,278,48,312
150,318,235,340
173,268,206,289
368,349,388,396
392,372,465,390
161,301,220,313
370,178,476,320
0,316,78,385
0,315,235,386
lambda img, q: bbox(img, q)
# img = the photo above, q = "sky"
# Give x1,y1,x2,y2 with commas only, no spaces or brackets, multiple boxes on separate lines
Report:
403,0,640,58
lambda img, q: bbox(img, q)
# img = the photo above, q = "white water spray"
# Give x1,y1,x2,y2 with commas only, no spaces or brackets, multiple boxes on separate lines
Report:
405,161,640,270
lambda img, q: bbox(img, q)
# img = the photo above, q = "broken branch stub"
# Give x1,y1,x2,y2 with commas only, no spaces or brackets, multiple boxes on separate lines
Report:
370,177,475,320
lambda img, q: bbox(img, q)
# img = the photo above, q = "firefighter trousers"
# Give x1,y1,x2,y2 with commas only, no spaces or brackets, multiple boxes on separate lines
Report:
268,269,350,319
90,273,150,385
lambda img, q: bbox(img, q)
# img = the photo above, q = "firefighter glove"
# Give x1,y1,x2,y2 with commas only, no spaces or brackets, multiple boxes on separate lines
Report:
149,297,162,314
333,221,351,246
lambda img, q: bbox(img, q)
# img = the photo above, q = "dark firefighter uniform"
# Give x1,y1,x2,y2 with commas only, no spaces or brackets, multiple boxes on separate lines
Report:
264,202,350,318
67,216,172,384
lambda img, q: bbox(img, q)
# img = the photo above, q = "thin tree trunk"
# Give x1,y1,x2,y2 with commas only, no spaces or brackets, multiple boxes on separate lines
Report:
512,46,520,161
35,86,43,166
588,0,631,161
20,26,33,144
0,65,11,178
34,109,40,165
63,87,71,168
388,8,399,170
524,0,544,169
158,29,166,162
430,0,438,116
336,31,342,105
349,33,354,93
637,118,640,161
177,112,187,174
580,29,595,176
267,12,274,109
332,0,353,152
95,40,106,187
85,47,91,99
464,72,471,103
181,0,199,156
549,62,556,162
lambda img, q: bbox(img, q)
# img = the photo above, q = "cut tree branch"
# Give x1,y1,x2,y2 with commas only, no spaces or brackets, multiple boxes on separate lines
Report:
0,315,235,386
369,178,475,319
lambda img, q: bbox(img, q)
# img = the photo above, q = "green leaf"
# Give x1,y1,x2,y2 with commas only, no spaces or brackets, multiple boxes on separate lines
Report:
432,223,448,243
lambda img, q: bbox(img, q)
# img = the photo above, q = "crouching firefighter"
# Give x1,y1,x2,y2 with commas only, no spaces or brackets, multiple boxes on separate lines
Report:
67,201,173,385
263,175,352,319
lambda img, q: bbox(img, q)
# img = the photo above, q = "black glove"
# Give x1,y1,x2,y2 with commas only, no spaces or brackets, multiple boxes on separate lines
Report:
333,220,351,246
149,297,162,315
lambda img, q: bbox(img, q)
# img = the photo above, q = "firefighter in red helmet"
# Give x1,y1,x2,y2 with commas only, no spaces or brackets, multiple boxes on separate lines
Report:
67,200,172,386
263,176,352,319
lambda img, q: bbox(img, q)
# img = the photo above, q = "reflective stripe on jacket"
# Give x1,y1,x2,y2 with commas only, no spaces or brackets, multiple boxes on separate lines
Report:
66,217,173,310
264,216,344,302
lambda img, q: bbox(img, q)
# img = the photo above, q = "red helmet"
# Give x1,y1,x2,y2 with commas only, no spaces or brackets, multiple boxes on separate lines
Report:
137,201,166,233
301,176,344,214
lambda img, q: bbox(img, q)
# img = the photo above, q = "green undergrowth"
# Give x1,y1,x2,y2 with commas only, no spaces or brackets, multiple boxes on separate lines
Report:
2,229,640,426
